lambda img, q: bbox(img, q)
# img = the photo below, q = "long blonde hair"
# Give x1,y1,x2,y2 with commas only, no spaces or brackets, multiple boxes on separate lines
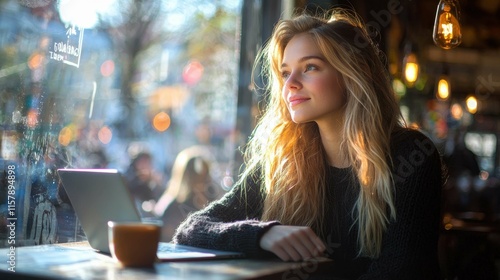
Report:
239,8,404,258
154,146,213,216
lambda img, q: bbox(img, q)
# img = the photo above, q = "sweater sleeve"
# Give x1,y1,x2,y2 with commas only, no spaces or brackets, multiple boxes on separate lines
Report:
172,173,281,257
359,130,444,280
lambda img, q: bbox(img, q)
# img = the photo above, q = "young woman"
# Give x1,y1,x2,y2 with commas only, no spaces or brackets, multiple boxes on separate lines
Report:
173,8,443,279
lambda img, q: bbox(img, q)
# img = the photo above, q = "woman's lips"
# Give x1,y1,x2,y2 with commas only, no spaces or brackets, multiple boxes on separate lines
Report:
289,97,309,106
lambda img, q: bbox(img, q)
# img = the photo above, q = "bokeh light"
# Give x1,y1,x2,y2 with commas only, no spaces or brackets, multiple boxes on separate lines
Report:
466,95,478,114
28,53,44,69
437,78,450,100
152,111,171,132
100,60,115,77
392,78,406,98
182,60,204,85
26,109,38,128
98,126,112,144
403,52,419,86
58,125,77,146
450,103,463,120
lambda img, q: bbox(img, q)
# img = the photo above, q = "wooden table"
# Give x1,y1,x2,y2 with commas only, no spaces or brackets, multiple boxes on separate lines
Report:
0,242,332,279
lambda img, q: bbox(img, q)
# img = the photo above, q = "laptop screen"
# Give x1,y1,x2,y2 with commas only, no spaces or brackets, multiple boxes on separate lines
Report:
57,169,142,253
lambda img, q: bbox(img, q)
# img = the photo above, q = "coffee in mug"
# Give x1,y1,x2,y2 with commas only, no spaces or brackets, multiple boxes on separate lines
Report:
107,221,160,267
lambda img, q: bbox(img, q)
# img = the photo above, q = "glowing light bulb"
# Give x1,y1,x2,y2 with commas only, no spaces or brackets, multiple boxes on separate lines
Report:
466,95,477,114
437,77,450,100
403,53,419,86
433,0,462,49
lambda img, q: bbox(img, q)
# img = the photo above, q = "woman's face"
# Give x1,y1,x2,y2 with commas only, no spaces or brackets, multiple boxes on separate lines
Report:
281,33,346,125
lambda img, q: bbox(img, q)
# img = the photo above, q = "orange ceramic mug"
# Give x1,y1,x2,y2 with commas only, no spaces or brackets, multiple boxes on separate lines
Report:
107,221,160,267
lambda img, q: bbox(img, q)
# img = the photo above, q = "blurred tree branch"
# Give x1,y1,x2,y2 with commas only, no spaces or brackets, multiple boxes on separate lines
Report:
99,0,169,138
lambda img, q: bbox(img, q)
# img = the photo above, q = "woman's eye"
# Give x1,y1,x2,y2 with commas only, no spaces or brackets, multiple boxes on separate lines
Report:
281,71,290,79
305,64,317,72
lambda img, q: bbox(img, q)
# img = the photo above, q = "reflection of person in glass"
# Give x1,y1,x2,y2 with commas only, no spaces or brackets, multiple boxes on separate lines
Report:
174,8,443,279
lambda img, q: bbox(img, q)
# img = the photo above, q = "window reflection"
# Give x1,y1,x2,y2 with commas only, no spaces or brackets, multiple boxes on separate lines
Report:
0,0,242,247
465,132,497,173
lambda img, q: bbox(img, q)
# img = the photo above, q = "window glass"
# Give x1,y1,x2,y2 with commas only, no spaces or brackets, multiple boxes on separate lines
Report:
0,0,242,246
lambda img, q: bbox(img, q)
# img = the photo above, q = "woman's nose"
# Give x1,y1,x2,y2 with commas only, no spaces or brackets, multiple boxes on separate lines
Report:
285,72,301,90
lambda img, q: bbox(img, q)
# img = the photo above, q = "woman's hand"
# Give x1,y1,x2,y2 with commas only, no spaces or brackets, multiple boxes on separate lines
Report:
259,225,326,261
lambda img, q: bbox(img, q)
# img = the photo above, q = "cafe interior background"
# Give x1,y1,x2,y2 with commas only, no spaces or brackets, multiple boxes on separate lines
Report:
0,0,499,278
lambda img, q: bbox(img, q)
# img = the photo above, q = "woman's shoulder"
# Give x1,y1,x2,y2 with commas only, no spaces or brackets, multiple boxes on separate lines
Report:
390,127,438,157
389,127,443,186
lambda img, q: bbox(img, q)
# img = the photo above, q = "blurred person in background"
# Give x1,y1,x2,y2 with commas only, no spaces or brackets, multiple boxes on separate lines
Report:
125,151,165,218
442,128,481,213
154,146,222,242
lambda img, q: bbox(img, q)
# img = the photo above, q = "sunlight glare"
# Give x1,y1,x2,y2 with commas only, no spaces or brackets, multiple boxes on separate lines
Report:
59,0,115,28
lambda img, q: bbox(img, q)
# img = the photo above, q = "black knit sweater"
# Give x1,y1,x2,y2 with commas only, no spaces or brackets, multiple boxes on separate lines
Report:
173,129,443,279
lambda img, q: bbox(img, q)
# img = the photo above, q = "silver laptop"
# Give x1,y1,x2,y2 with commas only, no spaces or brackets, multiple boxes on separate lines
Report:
57,168,244,261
